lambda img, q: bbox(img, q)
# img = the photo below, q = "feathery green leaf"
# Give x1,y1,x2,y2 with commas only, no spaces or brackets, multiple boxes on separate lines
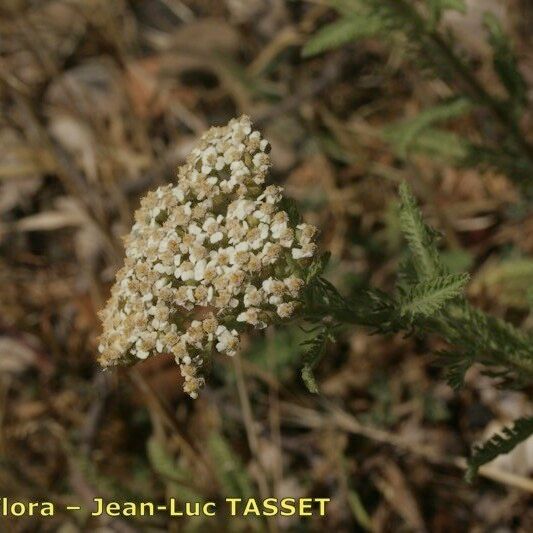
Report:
388,127,470,161
398,273,469,319
435,350,474,390
398,182,443,279
484,12,527,109
383,98,472,158
466,417,533,482
303,13,387,57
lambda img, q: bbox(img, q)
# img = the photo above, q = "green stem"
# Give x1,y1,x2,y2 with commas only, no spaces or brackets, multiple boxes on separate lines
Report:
306,287,533,382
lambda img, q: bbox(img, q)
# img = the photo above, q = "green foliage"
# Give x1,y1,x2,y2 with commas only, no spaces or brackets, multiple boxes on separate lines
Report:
299,182,533,471
483,12,527,111
388,127,470,162
387,186,533,466
347,489,373,531
302,0,418,59
300,0,533,478
304,183,533,381
435,349,474,390
398,273,469,320
249,327,307,378
147,436,205,503
398,182,443,279
383,98,472,159
303,12,388,57
444,302,533,376
303,0,533,186
466,417,533,482
439,249,474,274
207,432,255,499
301,325,336,393
395,185,533,378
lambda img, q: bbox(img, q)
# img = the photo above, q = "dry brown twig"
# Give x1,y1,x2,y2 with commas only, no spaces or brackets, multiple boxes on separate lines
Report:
280,401,533,493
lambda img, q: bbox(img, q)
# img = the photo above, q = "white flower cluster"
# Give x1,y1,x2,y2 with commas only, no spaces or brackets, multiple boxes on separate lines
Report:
98,116,318,398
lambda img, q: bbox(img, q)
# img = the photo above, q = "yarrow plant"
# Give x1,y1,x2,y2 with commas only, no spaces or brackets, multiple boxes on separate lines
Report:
98,116,318,398
300,0,533,480
99,115,533,480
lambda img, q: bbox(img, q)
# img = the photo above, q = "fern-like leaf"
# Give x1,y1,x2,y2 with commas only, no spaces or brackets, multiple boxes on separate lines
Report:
398,182,443,279
435,349,474,390
303,13,386,57
389,127,470,161
466,417,533,482
383,98,472,157
483,12,527,110
398,273,469,320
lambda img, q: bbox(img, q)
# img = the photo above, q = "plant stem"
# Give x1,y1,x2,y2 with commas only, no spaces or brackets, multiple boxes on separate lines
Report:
394,0,533,166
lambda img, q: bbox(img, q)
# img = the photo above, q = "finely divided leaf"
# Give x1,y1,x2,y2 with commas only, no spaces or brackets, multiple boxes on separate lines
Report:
399,273,469,319
303,13,386,57
435,349,474,390
466,417,533,482
391,128,470,161
484,12,527,109
383,98,472,158
398,183,443,279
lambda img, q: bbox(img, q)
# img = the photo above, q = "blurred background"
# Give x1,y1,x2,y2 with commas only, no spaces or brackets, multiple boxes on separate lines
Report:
0,0,532,531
